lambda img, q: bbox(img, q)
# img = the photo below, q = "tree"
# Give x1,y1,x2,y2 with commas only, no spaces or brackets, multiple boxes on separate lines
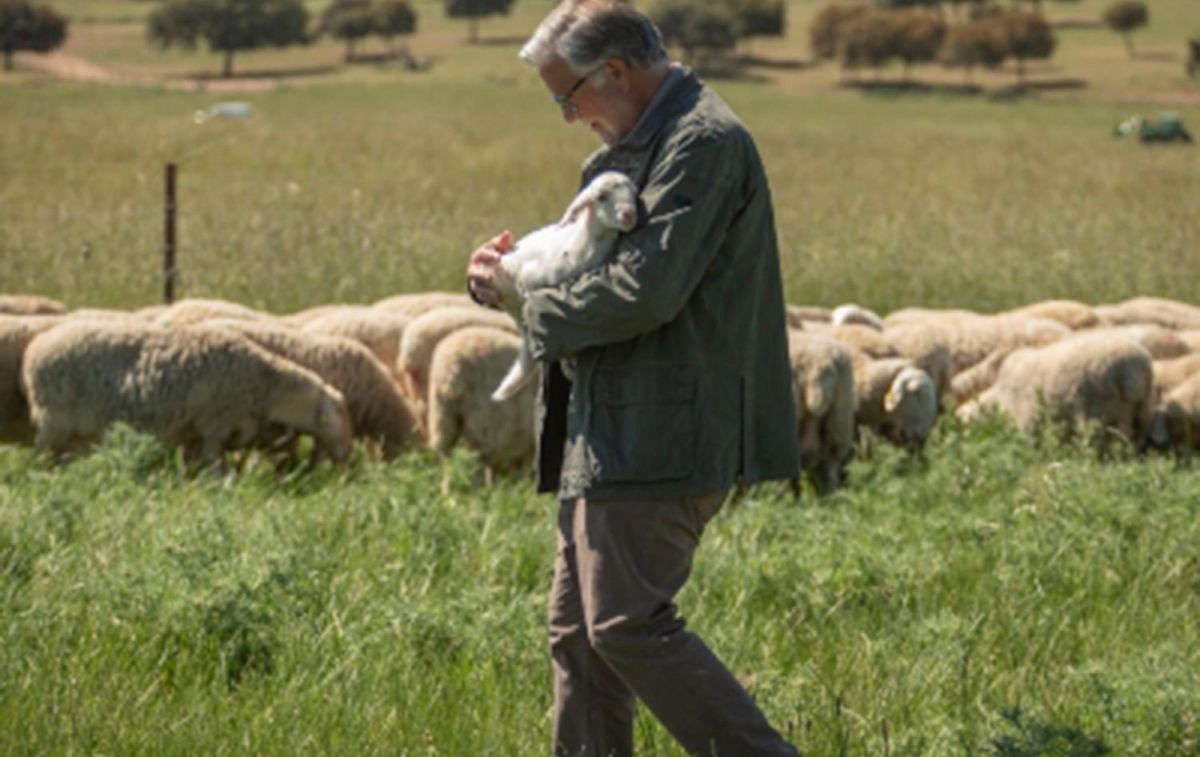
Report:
321,0,375,62
651,0,738,68
1102,0,1147,58
809,3,869,61
940,17,1008,83
838,9,901,79
726,0,785,41
894,9,946,81
0,0,68,72
1002,9,1054,85
375,0,416,58
147,0,309,78
443,0,514,44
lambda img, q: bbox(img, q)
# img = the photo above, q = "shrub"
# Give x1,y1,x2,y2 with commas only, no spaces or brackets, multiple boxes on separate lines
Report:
651,0,738,69
1002,9,1055,85
443,0,515,44
321,0,376,62
375,0,417,58
809,2,869,61
0,0,67,72
146,0,309,78
894,9,946,79
839,8,902,75
940,16,1009,82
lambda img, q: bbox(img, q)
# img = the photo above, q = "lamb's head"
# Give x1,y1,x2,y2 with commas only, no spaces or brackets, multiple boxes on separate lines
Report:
270,380,354,462
565,171,639,233
882,366,938,448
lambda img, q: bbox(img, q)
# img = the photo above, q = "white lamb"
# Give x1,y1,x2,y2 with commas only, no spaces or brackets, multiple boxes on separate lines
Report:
490,170,639,401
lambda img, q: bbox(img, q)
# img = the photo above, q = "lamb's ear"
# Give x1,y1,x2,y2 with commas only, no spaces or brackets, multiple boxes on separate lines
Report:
561,193,594,225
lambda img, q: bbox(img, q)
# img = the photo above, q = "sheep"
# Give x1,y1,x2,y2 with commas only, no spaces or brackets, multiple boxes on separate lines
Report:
882,307,981,329
21,321,352,466
1094,296,1200,331
957,333,1154,448
786,330,856,492
491,170,639,401
0,315,64,444
1002,299,1104,331
396,305,518,426
785,305,831,329
852,355,939,449
373,291,473,318
426,326,538,479
1148,373,1200,452
207,319,420,458
831,303,884,330
887,314,1069,376
280,304,350,328
298,306,412,376
153,298,277,328
820,323,898,360
1151,353,1200,397
1106,324,1191,359
878,324,955,402
0,295,67,316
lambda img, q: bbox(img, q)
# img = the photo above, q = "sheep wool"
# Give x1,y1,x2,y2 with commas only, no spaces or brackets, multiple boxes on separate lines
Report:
373,291,473,318
0,294,67,316
22,321,352,464
0,315,64,443
786,330,856,492
299,306,413,376
153,298,278,328
853,356,938,449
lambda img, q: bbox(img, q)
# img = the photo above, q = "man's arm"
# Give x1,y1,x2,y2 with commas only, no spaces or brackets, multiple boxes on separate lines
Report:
523,136,744,363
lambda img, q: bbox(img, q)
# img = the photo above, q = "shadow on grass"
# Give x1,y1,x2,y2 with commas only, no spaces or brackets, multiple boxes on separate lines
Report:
735,54,817,71
842,76,1088,100
188,65,339,82
470,35,528,47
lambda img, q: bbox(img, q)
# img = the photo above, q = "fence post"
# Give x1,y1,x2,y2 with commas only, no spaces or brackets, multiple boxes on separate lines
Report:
163,162,177,304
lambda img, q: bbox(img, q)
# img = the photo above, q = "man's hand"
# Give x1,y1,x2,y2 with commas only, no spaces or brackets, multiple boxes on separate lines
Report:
467,230,515,309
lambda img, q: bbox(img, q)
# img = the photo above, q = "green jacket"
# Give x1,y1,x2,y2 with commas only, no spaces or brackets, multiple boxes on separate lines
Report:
524,67,800,501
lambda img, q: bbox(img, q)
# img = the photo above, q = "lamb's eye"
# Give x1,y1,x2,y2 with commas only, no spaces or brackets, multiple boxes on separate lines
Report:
597,192,610,203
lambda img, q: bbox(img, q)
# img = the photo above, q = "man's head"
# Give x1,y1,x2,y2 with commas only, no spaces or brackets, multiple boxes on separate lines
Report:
520,1,670,146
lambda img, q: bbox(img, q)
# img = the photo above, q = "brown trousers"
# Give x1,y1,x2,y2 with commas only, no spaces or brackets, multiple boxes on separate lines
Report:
548,491,799,757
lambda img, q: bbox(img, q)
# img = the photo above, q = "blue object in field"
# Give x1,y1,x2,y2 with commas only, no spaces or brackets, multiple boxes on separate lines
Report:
1114,112,1193,144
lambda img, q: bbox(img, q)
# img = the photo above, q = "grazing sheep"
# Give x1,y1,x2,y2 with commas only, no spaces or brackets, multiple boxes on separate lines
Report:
426,326,537,478
1176,330,1200,353
298,306,412,375
785,305,831,329
879,325,955,402
396,306,518,424
22,321,352,465
1003,299,1104,331
821,323,898,360
1094,297,1200,331
889,314,1068,376
153,298,277,328
882,307,981,329
786,330,856,492
853,355,939,449
208,320,421,458
491,170,639,401
1149,373,1200,451
958,333,1154,447
831,303,884,330
372,291,473,318
0,316,64,443
279,304,349,328
0,295,67,316
1151,353,1200,397
1106,325,1191,360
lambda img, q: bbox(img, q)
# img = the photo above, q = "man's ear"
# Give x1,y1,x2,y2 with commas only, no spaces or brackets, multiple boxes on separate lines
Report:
603,58,630,89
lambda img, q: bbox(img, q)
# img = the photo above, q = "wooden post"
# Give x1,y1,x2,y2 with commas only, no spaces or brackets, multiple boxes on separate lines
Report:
163,163,177,304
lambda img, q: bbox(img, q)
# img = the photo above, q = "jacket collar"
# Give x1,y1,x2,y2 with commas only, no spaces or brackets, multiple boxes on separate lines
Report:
616,63,698,150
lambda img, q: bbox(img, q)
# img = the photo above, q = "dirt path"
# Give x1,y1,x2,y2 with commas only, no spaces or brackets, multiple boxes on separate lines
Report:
12,50,279,92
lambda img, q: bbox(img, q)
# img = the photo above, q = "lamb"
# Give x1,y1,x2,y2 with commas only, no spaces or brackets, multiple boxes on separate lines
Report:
0,295,67,316
852,355,939,449
786,330,856,492
153,298,278,328
957,333,1154,447
1151,353,1200,397
207,320,420,458
1148,373,1200,452
491,170,639,401
298,306,413,376
878,324,955,402
882,307,981,329
396,305,518,426
785,305,831,329
0,315,64,444
373,291,473,318
426,326,538,478
1002,299,1104,331
21,321,352,465
1094,296,1200,331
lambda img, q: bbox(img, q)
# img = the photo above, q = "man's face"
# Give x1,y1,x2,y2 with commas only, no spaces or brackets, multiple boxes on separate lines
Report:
539,56,641,147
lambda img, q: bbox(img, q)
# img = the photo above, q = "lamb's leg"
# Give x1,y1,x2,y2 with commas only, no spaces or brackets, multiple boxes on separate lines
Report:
491,330,538,402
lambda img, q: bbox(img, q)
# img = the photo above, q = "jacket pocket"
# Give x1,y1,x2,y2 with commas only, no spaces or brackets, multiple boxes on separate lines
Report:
589,363,697,482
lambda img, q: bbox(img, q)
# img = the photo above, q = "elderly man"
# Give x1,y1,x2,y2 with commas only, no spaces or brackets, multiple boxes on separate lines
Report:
466,2,800,755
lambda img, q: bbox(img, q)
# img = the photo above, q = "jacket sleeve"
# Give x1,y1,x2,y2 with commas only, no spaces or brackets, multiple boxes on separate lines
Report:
522,134,745,363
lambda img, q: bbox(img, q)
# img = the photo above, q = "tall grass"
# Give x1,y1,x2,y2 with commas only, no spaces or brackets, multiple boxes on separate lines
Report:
1,422,1197,754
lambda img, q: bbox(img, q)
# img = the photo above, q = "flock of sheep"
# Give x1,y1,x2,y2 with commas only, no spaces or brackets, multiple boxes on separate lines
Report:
3,292,1200,488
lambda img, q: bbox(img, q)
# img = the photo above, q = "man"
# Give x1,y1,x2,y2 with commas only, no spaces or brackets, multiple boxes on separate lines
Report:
466,2,800,754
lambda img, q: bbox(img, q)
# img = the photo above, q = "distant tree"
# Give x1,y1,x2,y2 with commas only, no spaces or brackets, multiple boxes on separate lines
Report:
375,0,416,58
0,0,68,72
321,0,375,62
940,17,1008,83
809,3,869,61
1102,0,1147,58
443,0,514,44
1002,9,1054,85
839,9,901,78
147,0,309,78
651,0,738,66
894,9,946,81
725,0,785,41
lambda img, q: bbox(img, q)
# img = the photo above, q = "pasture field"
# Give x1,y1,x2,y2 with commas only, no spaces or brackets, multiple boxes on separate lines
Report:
2,0,1200,754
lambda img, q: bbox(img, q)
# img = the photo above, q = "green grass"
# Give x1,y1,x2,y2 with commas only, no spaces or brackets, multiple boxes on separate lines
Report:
1,423,1197,754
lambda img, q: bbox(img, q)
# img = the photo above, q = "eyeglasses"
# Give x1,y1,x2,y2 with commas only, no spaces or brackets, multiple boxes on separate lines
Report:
551,68,601,117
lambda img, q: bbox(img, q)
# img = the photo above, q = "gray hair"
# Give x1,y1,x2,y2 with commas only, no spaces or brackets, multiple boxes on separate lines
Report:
519,1,668,74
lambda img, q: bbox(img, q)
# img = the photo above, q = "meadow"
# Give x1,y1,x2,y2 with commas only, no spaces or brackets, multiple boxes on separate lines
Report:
2,0,1200,753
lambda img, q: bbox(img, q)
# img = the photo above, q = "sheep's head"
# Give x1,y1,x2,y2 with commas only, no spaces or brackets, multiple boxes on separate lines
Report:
566,171,639,232
883,366,938,447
